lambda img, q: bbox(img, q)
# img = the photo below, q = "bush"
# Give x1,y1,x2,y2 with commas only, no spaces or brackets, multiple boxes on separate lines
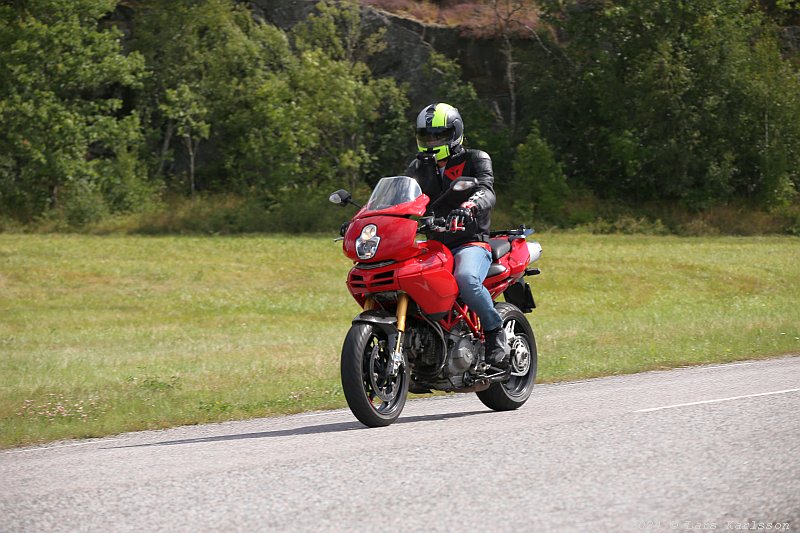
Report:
575,216,669,236
676,220,721,237
511,124,569,223
115,186,355,235
58,180,110,229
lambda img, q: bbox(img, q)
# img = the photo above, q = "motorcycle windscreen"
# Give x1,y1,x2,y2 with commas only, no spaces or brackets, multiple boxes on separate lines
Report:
359,176,428,217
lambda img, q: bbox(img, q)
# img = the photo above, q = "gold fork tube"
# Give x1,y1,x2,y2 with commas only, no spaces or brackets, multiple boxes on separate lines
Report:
394,293,409,355
395,293,409,332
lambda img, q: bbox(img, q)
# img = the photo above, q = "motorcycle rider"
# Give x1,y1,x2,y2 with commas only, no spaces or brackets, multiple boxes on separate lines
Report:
404,102,508,369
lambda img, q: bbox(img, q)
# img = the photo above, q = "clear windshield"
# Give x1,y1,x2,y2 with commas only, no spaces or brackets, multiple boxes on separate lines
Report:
364,176,422,211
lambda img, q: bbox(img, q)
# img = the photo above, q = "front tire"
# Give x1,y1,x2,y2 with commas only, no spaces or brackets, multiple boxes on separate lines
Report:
341,323,408,427
476,302,537,411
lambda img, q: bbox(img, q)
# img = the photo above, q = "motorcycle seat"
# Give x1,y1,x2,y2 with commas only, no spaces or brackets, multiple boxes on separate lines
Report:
487,262,508,278
489,238,511,261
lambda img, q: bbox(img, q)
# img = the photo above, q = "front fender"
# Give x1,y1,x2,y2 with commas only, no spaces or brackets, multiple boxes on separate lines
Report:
352,310,398,336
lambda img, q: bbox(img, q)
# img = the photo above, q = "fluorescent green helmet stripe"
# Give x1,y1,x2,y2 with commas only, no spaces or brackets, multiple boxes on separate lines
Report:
431,103,455,128
417,142,450,160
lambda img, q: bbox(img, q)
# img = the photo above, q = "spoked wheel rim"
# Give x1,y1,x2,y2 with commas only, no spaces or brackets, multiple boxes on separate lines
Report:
362,333,405,415
503,318,534,397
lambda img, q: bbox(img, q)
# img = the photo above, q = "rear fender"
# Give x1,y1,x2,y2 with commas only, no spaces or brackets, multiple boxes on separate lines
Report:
503,279,536,313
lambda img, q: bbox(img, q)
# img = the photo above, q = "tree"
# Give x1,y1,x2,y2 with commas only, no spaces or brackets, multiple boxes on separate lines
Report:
130,0,294,192
128,0,407,198
491,0,540,135
0,0,145,222
160,85,209,197
512,124,569,221
536,0,800,207
288,0,408,191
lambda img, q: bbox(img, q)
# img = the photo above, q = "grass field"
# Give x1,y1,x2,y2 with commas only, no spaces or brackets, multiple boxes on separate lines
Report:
1,233,798,447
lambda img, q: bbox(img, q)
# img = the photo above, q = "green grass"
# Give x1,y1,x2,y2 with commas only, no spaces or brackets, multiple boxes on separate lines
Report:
1,233,798,447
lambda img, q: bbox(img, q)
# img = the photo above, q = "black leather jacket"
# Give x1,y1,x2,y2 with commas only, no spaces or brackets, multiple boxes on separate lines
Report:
404,148,496,250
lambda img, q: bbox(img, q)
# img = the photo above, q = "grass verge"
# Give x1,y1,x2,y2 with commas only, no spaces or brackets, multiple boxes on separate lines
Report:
1,233,798,447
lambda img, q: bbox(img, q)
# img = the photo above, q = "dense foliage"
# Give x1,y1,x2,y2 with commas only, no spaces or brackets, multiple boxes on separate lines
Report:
1,0,407,227
528,0,800,210
1,0,799,232
0,0,146,224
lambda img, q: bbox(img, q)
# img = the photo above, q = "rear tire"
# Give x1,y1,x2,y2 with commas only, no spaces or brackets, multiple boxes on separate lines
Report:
341,323,408,427
476,302,537,411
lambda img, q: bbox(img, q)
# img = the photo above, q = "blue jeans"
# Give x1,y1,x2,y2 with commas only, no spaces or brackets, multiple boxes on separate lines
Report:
452,245,503,332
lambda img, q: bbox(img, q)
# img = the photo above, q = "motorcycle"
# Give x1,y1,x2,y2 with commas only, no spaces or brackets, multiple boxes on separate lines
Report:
329,175,542,427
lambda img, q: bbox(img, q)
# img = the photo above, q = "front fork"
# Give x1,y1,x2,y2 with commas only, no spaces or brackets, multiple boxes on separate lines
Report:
390,293,409,376
361,293,408,378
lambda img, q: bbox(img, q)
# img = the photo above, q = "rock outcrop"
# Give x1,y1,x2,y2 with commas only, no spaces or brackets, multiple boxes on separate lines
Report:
248,0,511,112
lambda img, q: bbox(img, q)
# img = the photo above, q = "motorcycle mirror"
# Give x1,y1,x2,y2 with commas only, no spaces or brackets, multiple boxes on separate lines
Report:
452,177,478,192
429,177,479,211
329,189,352,206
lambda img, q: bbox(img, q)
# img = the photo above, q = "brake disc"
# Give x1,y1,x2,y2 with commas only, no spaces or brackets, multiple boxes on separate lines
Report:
368,344,396,402
510,336,531,377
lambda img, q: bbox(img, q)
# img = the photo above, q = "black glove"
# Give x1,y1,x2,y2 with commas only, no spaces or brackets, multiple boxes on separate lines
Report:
339,221,350,237
416,152,438,182
416,152,438,164
446,207,474,233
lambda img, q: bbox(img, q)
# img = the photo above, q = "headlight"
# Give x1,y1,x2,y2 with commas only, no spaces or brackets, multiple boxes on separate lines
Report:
356,224,381,260
360,224,377,241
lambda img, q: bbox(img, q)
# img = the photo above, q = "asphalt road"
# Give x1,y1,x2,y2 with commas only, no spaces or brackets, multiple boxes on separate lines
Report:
2,356,799,532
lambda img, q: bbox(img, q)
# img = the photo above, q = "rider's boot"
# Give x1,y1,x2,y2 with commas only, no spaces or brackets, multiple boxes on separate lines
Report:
484,327,509,369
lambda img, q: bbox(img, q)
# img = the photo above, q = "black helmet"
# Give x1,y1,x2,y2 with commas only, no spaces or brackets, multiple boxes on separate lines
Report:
415,102,464,161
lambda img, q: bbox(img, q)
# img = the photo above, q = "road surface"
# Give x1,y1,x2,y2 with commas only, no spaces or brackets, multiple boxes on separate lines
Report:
2,356,798,532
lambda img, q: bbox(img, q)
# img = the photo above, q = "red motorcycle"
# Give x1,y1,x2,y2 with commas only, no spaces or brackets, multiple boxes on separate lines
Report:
330,175,542,427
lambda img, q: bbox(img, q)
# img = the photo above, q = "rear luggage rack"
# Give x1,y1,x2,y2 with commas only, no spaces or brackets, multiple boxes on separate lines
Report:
489,225,534,238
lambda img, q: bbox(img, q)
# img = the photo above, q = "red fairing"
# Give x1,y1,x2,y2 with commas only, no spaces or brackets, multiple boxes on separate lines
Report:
484,239,531,295
396,241,457,315
343,216,421,263
346,239,457,315
507,239,531,277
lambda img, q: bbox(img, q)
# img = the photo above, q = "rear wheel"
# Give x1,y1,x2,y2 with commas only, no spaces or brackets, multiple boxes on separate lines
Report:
476,302,537,411
341,323,408,427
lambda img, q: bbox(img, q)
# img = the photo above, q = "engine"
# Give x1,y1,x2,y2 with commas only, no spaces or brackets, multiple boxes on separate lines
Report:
447,334,479,376
407,321,442,373
407,319,481,390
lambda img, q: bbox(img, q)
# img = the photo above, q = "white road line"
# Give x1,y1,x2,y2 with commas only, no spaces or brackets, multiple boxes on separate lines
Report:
634,388,800,413
692,361,756,370
296,410,343,419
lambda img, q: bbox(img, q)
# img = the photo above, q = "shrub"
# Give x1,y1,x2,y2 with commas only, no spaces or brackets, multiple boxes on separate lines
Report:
576,216,669,236
511,124,569,222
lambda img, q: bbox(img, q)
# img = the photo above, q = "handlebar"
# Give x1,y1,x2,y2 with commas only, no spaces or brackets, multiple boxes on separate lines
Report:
421,220,534,237
419,217,459,233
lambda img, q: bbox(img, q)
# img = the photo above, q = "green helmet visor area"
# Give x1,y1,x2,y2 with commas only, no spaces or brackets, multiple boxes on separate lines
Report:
417,144,450,161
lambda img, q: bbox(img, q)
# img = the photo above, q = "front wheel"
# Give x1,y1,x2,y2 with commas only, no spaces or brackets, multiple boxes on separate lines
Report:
341,323,408,427
476,302,538,411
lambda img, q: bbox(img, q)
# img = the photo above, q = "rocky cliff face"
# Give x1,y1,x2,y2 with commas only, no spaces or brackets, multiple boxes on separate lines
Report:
248,0,511,113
